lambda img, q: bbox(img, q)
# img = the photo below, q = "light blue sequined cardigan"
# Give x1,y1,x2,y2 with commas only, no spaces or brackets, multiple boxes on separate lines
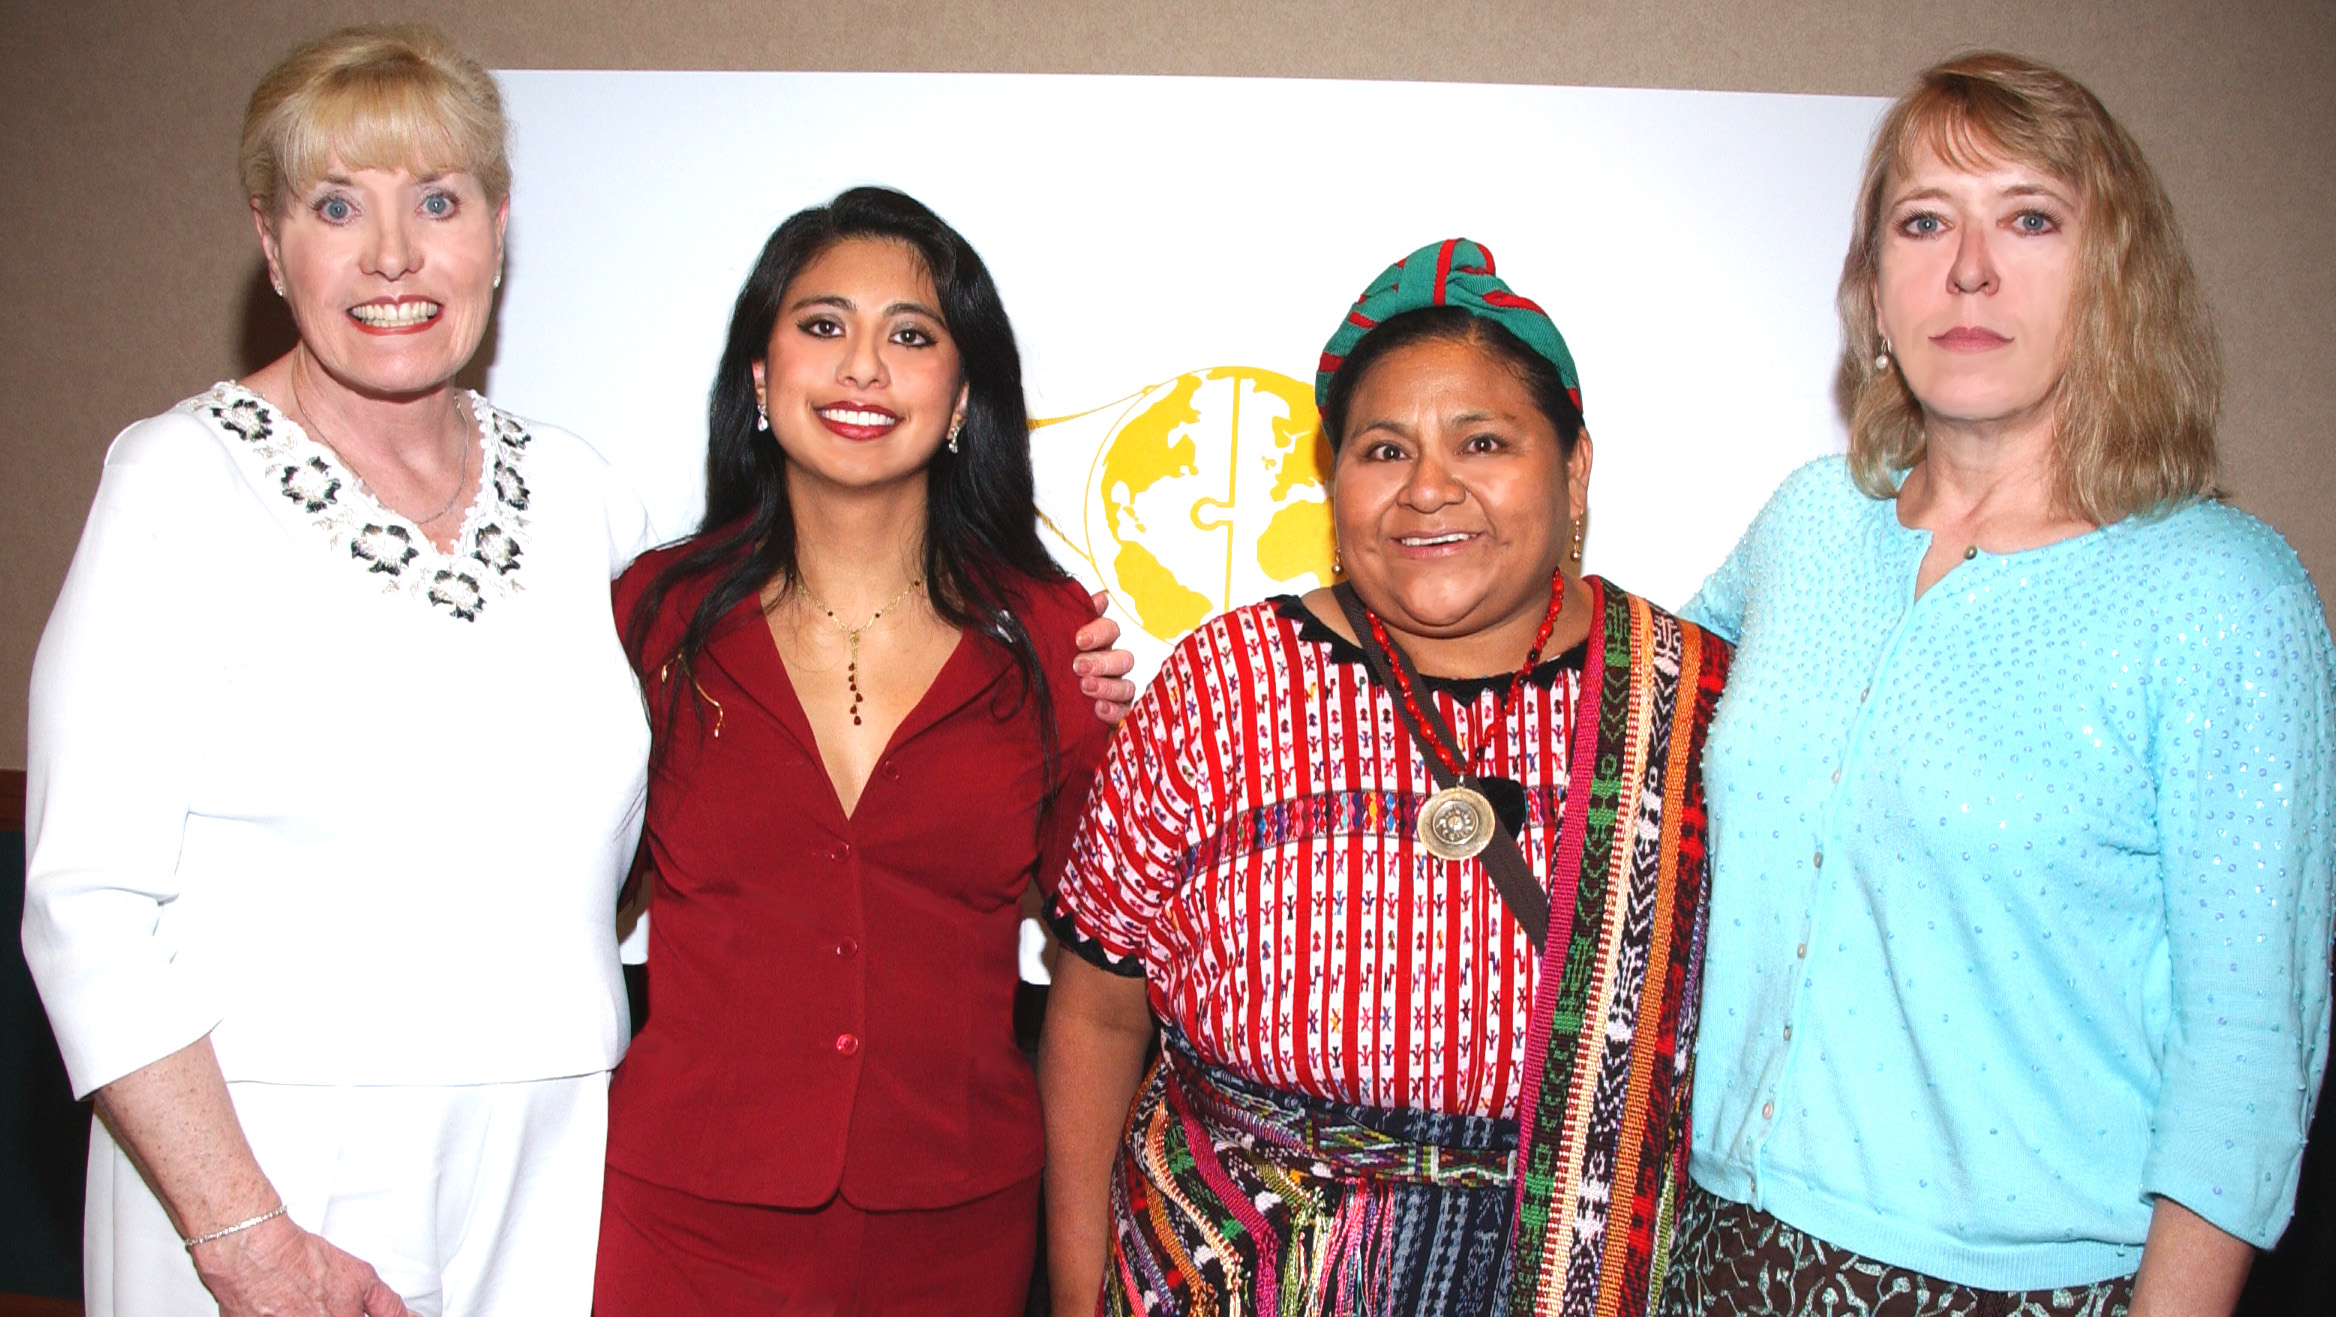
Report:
1682,457,2335,1289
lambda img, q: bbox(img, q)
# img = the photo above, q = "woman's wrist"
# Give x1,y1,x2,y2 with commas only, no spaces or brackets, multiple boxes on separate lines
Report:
185,1208,304,1281
181,1201,287,1249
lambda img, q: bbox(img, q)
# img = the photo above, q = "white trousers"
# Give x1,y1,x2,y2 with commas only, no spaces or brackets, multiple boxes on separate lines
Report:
84,1072,609,1317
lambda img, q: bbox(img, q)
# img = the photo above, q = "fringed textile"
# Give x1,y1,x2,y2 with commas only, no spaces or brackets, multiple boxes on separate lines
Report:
1105,1027,1520,1317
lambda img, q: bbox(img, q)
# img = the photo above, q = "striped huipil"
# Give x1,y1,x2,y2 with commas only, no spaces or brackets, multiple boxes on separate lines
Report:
1053,595,1576,1118
1050,584,1726,1317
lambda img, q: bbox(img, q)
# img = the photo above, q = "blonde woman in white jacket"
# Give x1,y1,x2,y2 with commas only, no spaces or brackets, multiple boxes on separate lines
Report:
22,25,658,1317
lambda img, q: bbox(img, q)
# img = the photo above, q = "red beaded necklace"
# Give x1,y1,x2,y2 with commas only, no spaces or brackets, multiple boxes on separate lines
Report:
1361,567,1567,779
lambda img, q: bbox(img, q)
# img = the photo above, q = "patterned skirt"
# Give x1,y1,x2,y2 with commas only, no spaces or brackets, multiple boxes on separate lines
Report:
1654,1183,2134,1317
1103,1029,1520,1317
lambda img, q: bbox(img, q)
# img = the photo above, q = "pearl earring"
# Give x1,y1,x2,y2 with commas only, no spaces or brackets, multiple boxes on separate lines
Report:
1874,338,1893,372
755,403,769,432
946,419,962,454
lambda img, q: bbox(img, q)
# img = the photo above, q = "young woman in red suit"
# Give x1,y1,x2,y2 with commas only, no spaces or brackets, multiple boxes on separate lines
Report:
594,187,1119,1312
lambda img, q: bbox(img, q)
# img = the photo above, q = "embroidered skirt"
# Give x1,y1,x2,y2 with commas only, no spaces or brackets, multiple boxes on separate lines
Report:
1105,1029,1520,1317
1654,1183,2134,1317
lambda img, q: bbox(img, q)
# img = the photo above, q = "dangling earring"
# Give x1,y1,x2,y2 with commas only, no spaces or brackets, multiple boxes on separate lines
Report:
946,418,962,454
1331,543,1342,576
755,401,769,432
1874,337,1893,372
270,275,285,297
1570,513,1587,563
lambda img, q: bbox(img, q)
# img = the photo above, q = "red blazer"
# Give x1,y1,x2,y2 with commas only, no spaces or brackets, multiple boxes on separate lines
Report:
605,546,1109,1210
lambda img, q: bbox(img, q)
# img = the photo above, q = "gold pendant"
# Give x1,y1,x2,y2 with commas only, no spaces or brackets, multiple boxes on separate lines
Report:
1418,784,1496,861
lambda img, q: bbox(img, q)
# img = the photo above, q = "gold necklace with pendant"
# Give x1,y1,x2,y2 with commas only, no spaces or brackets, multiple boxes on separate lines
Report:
799,577,924,726
1362,570,1565,862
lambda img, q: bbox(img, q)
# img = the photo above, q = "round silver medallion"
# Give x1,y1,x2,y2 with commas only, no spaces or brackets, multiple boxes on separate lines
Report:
1418,784,1496,861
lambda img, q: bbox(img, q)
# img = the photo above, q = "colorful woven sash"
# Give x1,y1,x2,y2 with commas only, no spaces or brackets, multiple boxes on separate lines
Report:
1503,579,1727,1317
1111,1028,1522,1317
1103,580,1728,1317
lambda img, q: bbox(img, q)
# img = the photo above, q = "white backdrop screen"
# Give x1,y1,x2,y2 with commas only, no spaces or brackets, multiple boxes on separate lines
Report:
485,72,1885,680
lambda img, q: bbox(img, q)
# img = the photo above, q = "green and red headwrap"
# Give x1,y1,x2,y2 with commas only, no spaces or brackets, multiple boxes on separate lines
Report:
1314,238,1582,416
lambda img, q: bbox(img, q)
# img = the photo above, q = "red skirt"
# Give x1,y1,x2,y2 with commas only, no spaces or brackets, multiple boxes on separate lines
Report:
594,1164,1039,1315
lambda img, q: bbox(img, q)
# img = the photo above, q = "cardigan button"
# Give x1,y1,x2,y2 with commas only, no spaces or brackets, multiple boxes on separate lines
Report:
834,937,860,959
833,1032,860,1056
1795,942,1807,959
1761,1101,1775,1120
829,843,850,862
883,760,901,780
1812,850,1824,869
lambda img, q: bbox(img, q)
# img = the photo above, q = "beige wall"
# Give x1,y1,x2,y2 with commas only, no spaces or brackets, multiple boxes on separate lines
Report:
4,0,2330,769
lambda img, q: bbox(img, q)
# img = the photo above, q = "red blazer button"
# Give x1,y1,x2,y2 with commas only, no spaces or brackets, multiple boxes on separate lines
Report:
834,938,860,958
833,1032,861,1056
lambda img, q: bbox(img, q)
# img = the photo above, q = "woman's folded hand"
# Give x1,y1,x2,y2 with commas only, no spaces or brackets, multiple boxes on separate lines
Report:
191,1213,412,1317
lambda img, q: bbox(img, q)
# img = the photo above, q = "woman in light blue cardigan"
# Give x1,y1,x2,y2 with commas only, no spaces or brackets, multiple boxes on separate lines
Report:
1661,53,2334,1317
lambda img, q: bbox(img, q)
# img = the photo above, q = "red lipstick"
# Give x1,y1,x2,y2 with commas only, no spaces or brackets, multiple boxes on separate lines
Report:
813,402,902,442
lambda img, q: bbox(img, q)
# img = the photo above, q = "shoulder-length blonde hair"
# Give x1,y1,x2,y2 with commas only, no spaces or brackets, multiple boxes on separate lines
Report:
1839,51,2220,524
240,24,510,213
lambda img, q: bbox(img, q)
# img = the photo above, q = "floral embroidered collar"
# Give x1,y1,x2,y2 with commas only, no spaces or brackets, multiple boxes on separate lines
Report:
197,381,533,621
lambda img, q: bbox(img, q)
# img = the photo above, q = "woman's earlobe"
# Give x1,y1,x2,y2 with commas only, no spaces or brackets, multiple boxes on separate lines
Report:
249,200,282,275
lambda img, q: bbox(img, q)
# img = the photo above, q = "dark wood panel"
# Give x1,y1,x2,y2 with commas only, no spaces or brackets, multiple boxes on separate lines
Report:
1,770,21,833
0,1295,80,1317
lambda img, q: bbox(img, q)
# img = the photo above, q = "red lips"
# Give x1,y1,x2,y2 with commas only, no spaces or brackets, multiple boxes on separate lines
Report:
813,402,902,442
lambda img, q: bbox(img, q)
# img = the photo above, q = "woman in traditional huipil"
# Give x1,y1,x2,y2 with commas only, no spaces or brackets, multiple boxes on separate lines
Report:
1040,240,1729,1317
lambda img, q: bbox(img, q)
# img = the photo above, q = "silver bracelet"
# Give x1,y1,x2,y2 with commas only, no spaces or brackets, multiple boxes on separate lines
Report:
181,1203,287,1249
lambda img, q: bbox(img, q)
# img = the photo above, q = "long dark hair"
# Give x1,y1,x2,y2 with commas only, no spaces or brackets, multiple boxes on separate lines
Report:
627,186,1065,797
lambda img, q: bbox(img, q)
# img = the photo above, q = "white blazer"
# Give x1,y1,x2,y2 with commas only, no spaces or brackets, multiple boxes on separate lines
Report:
23,384,655,1096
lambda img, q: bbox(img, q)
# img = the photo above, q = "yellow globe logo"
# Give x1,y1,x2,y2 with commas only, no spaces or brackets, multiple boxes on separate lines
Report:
1033,367,1336,643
